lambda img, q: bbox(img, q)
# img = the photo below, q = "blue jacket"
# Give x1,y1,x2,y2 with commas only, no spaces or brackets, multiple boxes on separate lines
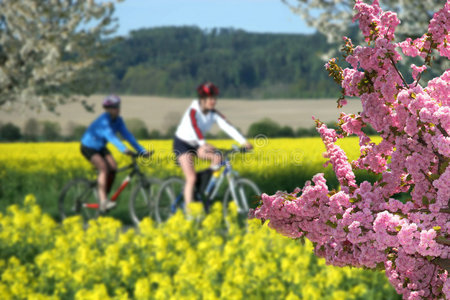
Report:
81,113,145,153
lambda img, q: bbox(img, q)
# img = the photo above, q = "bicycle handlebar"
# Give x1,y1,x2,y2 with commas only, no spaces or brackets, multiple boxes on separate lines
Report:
120,150,154,172
129,150,154,159
216,146,250,157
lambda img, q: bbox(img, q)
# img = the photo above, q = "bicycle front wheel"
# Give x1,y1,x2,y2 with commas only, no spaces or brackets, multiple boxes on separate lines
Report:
223,178,261,221
129,177,162,226
155,177,185,223
58,178,99,222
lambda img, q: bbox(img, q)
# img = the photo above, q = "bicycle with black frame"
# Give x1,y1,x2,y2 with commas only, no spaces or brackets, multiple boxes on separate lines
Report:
58,152,161,226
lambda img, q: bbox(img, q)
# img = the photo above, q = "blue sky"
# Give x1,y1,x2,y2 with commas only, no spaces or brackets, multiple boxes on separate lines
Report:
113,0,315,36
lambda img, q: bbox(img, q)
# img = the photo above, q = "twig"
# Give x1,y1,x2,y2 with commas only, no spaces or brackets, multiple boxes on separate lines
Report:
420,170,434,185
414,46,433,87
389,57,409,88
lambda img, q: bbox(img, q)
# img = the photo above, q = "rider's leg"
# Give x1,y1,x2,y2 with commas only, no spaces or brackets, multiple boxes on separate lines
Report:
90,154,110,210
104,154,118,194
197,145,222,168
178,152,196,214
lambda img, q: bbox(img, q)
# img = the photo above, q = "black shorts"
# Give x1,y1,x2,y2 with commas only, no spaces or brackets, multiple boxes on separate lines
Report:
80,145,111,161
173,136,199,160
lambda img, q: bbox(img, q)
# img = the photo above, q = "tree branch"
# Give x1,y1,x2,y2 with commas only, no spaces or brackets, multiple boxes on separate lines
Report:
431,257,450,273
436,124,449,138
436,236,450,246
410,208,450,214
389,57,409,88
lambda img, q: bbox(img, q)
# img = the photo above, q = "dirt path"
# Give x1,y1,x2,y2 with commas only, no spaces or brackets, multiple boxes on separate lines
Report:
0,95,362,134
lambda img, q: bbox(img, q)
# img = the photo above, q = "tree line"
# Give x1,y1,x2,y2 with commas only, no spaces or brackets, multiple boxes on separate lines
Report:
97,26,341,99
0,117,378,142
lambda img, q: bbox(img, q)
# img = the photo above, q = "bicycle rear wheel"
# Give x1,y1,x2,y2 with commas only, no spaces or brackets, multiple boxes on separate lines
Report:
223,178,260,225
58,178,99,222
155,177,185,223
129,177,162,226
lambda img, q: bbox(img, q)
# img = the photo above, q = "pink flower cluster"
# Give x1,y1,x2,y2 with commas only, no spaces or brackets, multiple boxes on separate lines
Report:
398,2,450,60
251,1,450,299
353,0,399,42
428,1,450,59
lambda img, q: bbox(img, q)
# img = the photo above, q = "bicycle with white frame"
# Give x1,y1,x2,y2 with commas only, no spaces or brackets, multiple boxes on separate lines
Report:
155,146,260,226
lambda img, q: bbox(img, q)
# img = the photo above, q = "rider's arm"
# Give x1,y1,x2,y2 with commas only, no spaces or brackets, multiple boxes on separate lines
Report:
189,108,206,146
214,111,247,145
117,118,146,153
98,120,128,153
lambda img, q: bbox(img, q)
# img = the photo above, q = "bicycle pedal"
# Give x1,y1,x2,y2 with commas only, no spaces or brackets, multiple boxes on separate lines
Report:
105,201,117,211
100,200,117,212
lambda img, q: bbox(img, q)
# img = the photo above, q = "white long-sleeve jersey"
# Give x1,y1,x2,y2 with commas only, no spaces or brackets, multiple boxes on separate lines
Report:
175,100,247,146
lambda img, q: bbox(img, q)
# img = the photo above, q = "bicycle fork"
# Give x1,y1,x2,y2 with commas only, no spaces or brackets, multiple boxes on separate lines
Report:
227,173,245,214
84,175,131,209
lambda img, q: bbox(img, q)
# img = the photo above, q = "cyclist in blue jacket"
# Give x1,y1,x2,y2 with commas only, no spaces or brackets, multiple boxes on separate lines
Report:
80,95,148,212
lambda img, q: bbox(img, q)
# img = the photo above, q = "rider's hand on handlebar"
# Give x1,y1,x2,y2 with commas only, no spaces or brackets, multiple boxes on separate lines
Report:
243,142,253,150
140,150,153,158
124,149,135,156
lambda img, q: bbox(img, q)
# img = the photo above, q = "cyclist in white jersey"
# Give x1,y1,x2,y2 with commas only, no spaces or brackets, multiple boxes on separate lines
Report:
173,82,252,213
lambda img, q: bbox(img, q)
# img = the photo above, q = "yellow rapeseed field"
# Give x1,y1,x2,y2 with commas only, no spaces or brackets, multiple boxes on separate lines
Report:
0,136,375,182
0,194,397,299
0,137,394,299
0,137,380,217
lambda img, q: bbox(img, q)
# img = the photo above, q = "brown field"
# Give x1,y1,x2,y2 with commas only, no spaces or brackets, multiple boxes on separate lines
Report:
0,95,362,135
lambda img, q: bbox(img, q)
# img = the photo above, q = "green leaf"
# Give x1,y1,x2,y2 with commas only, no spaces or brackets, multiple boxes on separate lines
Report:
326,220,337,229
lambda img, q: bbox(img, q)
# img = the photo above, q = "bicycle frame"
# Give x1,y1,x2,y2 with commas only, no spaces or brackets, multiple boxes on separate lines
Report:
171,151,240,211
205,158,237,201
83,157,146,210
167,147,252,216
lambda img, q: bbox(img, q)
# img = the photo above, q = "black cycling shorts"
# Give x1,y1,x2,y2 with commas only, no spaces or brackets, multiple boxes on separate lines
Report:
80,145,111,161
173,136,199,160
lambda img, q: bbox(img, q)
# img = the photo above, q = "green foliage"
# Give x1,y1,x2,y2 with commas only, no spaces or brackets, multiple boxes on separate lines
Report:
247,118,282,137
40,121,61,141
246,118,339,138
13,116,368,142
278,125,295,137
66,123,87,141
0,123,22,141
295,127,319,137
124,118,150,140
99,27,340,98
23,118,39,141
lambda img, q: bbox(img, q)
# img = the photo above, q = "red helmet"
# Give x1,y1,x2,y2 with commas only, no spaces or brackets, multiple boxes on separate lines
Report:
197,82,219,98
102,94,121,108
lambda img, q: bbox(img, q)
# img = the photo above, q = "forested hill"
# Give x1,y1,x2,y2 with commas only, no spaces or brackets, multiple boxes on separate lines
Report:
99,26,340,99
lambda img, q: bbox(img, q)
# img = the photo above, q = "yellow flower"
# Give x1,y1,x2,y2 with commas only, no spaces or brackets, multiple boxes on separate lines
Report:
24,194,36,206
119,260,132,282
134,277,151,300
